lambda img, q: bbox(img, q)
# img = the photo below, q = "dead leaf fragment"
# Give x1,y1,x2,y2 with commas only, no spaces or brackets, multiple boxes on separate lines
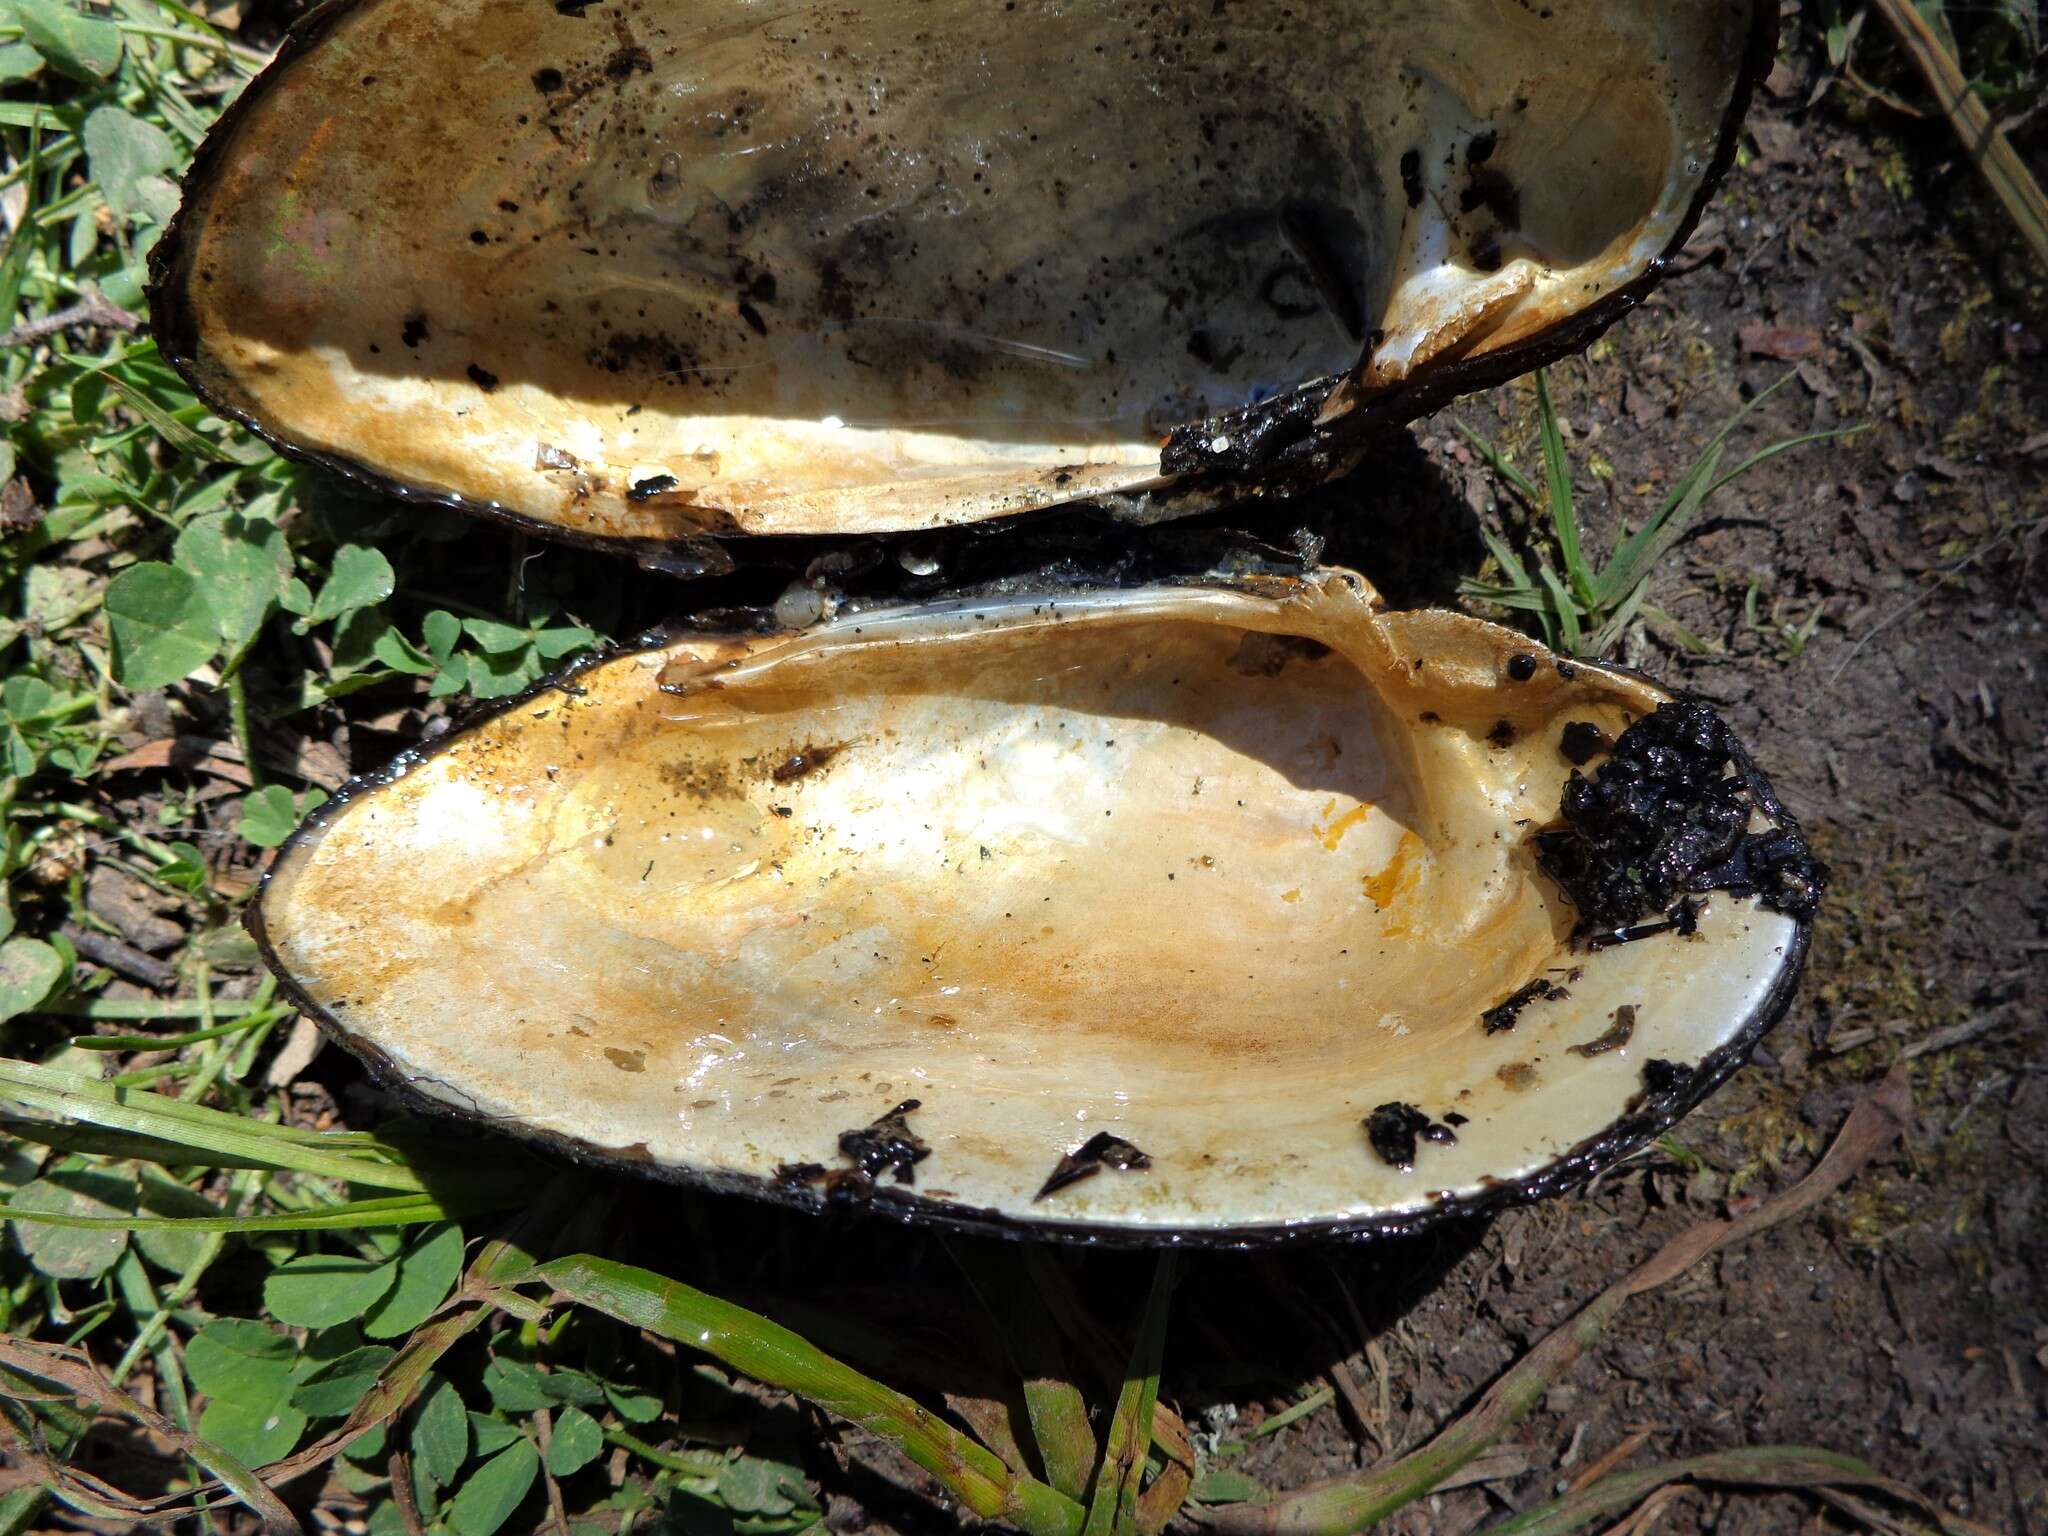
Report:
1739,324,1822,361
0,478,40,533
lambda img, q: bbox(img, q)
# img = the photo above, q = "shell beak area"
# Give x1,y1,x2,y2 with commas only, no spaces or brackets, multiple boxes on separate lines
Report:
254,570,1813,1244
151,0,1771,544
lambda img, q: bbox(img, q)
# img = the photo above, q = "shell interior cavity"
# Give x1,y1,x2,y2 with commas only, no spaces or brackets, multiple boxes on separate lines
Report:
152,0,1768,544
254,572,1814,1243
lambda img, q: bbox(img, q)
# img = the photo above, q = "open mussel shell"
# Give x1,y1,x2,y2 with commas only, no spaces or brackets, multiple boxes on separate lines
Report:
151,0,1772,549
253,569,1815,1245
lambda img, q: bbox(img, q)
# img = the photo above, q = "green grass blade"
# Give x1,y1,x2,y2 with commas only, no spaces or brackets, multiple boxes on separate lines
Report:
68,1016,276,1050
1639,605,1724,656
1702,425,1869,504
1081,1255,1176,1536
0,115,46,326
1593,373,1822,612
1595,400,1862,618
1456,582,1553,615
1592,374,1794,605
39,997,267,1020
99,374,233,464
1020,1374,1102,1501
1245,1385,1336,1440
0,1057,428,1190
953,1242,1098,1500
0,1193,472,1233
1451,421,1541,505
0,103,64,129
1477,523,1534,596
0,1482,48,1535
1462,525,1560,645
1593,441,1724,621
1534,373,1592,608
0,1115,282,1170
1585,577,1654,659
1697,369,1796,455
1539,563,1581,654
539,1253,1085,1536
0,1057,385,1146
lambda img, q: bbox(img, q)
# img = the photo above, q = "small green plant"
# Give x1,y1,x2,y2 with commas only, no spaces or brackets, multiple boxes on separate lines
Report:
373,599,599,701
1456,371,1861,656
236,783,328,848
1743,583,1830,663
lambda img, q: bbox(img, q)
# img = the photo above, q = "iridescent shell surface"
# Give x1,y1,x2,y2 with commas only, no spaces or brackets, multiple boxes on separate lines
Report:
254,572,1810,1243
152,0,1770,547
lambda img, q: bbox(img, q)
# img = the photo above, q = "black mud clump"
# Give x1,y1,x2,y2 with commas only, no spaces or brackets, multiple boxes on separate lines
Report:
627,474,680,503
1365,1102,1458,1171
778,1098,933,1204
773,1160,871,1204
1536,699,1826,938
1158,379,1329,478
1480,975,1569,1035
1398,148,1425,208
837,1099,930,1186
1034,1131,1152,1201
1559,720,1612,766
1641,1058,1695,1096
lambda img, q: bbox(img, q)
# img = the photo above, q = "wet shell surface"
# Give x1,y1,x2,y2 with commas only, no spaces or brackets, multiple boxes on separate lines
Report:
152,0,1771,547
254,570,1814,1244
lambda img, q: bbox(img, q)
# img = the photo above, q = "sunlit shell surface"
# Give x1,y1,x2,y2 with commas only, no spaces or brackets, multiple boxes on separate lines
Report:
255,572,1809,1243
153,0,1769,546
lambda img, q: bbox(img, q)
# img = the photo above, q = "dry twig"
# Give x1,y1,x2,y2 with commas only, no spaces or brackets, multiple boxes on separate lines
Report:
0,287,141,349
0,1334,302,1533
1199,1068,1915,1536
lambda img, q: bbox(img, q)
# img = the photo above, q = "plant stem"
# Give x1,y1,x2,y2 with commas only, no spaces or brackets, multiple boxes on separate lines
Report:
40,998,266,1020
69,1012,281,1050
111,1168,253,1385
109,1059,204,1088
1869,0,2048,274
101,20,271,67
26,803,180,866
1485,1444,1989,1536
1081,1254,1176,1536
224,670,260,789
1244,1387,1336,1441
603,1426,726,1479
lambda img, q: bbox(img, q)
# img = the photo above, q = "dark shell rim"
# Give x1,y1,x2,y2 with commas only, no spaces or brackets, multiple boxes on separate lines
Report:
146,0,1780,551
245,610,1814,1251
